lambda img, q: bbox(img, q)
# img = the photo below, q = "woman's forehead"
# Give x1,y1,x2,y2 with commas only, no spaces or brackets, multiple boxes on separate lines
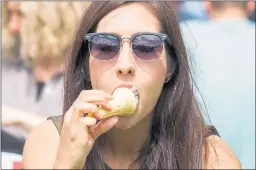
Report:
96,3,161,36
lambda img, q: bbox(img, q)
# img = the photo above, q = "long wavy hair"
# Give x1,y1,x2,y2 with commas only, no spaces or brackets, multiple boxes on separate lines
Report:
63,1,209,169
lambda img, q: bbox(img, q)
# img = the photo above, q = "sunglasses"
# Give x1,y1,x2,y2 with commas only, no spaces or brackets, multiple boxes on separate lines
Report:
84,32,169,61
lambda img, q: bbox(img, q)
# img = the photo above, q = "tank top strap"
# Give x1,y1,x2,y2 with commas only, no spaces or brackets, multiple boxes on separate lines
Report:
47,115,63,135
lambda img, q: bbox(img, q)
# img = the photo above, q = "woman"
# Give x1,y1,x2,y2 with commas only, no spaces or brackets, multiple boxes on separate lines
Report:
22,2,241,169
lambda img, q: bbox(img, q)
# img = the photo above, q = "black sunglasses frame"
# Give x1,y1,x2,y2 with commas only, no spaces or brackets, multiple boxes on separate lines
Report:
84,32,169,42
84,32,171,61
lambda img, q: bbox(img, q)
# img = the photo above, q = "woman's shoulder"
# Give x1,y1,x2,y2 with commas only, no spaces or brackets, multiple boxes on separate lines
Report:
204,135,242,169
22,120,60,168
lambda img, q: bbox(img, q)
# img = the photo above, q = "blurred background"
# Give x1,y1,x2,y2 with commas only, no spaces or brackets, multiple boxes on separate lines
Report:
1,1,255,169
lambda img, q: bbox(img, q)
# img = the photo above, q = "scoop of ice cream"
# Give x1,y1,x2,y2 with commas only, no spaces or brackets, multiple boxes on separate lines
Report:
87,87,139,119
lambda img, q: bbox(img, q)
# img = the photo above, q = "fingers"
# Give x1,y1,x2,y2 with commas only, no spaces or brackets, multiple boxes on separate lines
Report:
78,117,97,146
65,102,98,123
89,116,118,140
68,117,97,143
67,101,107,122
99,101,112,111
79,117,97,127
65,90,113,123
87,101,113,119
66,100,112,123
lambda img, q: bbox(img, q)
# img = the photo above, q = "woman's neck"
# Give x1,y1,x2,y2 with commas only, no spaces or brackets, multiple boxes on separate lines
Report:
104,114,152,168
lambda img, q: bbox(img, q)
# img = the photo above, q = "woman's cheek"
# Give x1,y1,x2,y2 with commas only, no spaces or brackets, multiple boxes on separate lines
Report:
89,57,117,89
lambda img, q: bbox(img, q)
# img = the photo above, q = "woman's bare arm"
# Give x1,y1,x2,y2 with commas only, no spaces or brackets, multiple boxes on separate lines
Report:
204,135,242,169
22,120,60,169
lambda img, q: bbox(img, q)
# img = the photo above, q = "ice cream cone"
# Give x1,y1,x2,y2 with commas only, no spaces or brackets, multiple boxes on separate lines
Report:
87,87,139,119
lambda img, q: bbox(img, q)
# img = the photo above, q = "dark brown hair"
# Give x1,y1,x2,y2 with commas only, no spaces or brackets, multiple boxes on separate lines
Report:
63,1,209,169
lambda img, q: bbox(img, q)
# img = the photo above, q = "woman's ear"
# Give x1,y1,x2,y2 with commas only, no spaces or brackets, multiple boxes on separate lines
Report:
165,72,172,83
164,53,177,83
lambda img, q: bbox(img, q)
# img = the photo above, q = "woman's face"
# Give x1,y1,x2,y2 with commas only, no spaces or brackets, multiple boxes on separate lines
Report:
89,3,168,129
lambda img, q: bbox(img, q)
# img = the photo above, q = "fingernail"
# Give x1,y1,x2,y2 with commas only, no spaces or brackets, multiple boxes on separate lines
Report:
105,102,113,109
101,101,112,111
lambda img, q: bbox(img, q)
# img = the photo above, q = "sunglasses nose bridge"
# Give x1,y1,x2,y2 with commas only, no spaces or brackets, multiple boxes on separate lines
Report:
119,36,133,56
119,36,132,53
120,36,131,45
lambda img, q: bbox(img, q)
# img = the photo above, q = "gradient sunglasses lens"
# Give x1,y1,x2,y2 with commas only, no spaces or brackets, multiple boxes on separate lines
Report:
132,34,163,60
90,34,120,60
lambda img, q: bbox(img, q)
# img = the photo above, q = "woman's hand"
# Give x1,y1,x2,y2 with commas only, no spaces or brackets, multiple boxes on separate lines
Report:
53,90,118,169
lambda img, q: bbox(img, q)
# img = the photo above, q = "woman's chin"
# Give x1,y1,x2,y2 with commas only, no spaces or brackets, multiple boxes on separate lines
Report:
113,115,137,130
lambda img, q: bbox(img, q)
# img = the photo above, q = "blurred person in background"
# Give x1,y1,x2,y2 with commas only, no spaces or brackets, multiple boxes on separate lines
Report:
2,2,22,64
2,1,89,156
1,1,26,157
181,1,255,169
249,9,255,22
177,1,255,23
177,2,208,22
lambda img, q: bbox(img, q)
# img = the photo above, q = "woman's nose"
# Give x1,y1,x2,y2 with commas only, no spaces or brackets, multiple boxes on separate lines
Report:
116,64,135,75
115,42,135,76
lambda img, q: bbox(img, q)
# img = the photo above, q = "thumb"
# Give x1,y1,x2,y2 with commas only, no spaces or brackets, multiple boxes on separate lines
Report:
89,116,118,140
